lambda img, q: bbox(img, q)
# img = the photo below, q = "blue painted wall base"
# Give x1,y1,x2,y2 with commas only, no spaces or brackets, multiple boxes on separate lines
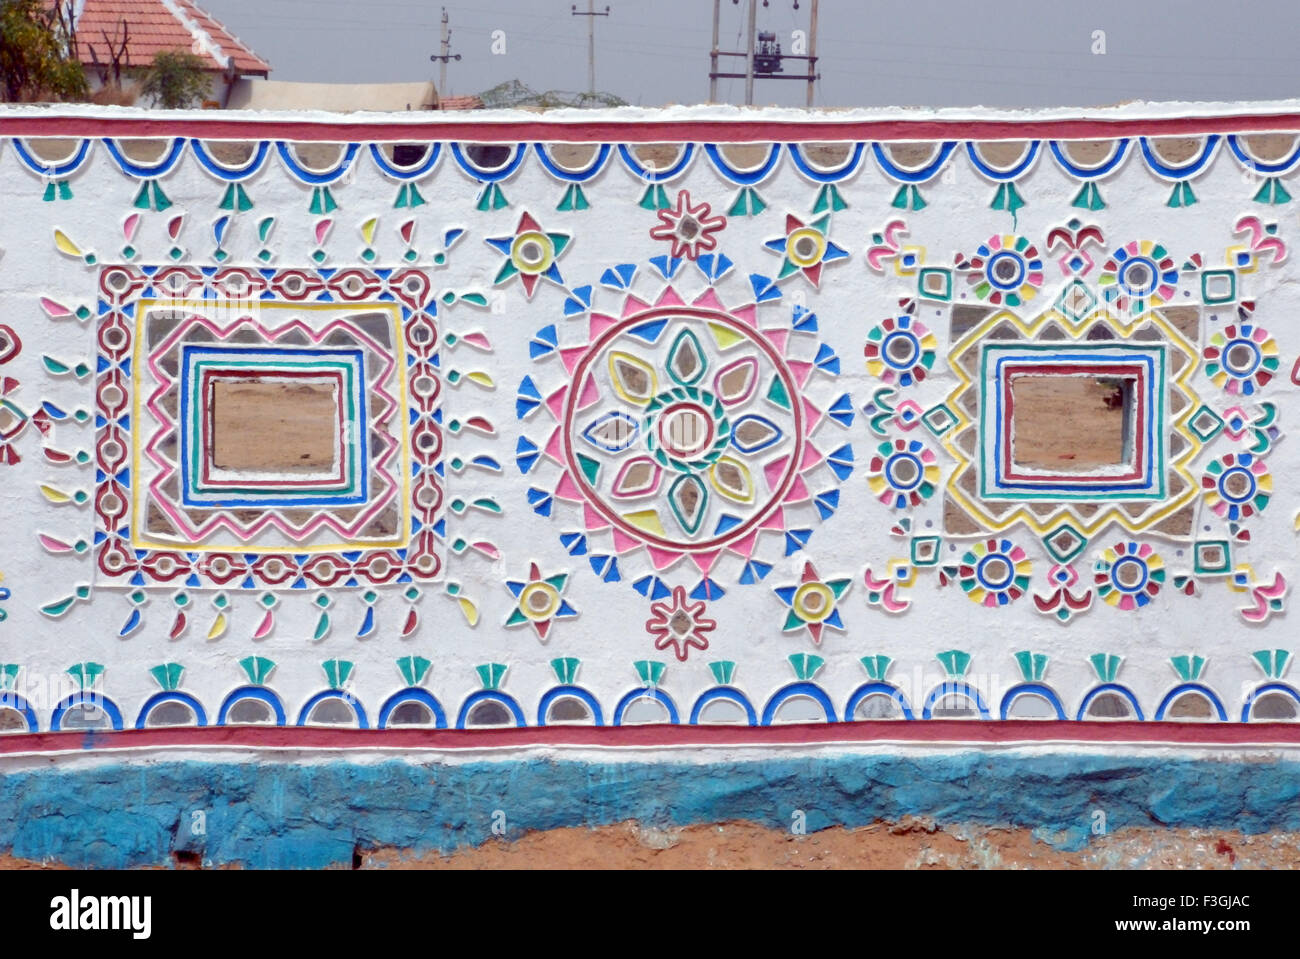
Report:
4,753,1300,868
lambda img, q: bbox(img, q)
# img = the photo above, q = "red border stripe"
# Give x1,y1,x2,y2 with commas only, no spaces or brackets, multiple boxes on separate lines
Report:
4,720,1300,754
3,112,1300,142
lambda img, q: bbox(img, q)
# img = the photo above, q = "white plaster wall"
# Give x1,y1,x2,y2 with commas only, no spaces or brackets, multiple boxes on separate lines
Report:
0,102,1295,733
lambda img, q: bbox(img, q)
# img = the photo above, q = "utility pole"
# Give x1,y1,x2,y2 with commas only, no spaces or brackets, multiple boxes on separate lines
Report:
744,0,757,106
806,0,818,107
710,0,720,103
429,7,461,97
571,2,611,96
708,1,820,107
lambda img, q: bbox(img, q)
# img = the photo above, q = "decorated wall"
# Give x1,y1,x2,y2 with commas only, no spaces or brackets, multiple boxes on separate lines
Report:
3,104,1300,849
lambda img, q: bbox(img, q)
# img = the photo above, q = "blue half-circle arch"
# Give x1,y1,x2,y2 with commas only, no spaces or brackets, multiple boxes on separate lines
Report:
450,141,527,182
1241,682,1300,722
965,140,1041,181
613,687,679,726
617,142,696,182
1227,133,1300,176
1139,134,1221,180
377,687,448,728
368,141,443,179
0,692,39,732
11,137,92,178
921,681,991,720
689,686,758,725
872,140,958,183
189,139,271,181
51,692,123,731
844,681,915,721
1154,683,1228,722
456,690,527,729
217,686,286,726
537,685,605,726
103,137,187,178
276,141,361,184
134,691,207,729
1076,683,1145,721
785,141,866,183
704,142,783,185
296,689,370,728
761,681,837,725
1049,138,1131,179
532,142,612,181
998,683,1066,721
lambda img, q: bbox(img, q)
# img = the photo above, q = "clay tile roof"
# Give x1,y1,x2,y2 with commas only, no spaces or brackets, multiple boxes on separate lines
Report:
63,0,270,75
439,95,484,111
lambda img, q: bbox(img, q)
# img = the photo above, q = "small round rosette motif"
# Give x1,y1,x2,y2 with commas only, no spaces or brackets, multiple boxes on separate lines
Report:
958,538,1031,607
864,315,936,387
1203,323,1279,396
867,438,939,508
1095,541,1164,610
962,234,1044,307
1202,452,1271,521
1099,240,1177,312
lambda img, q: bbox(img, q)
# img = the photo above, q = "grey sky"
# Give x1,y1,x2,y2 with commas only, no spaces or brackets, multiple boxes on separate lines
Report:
200,0,1300,108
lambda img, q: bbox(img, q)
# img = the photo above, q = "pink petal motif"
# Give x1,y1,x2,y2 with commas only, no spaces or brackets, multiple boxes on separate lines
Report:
713,356,758,405
620,294,652,318
764,455,791,490
647,545,683,570
122,213,140,242
611,528,642,553
654,286,686,309
786,360,814,388
555,472,585,501
40,298,73,319
168,215,185,241
692,550,721,574
589,312,619,338
584,502,610,531
610,456,663,499
692,288,726,312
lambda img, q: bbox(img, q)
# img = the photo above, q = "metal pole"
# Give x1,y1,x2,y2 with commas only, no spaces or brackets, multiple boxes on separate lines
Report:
439,7,448,96
587,0,596,94
744,0,756,105
709,0,720,103
806,0,818,107
572,4,610,96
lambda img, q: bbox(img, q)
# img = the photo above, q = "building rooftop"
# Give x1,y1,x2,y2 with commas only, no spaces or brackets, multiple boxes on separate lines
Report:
63,0,270,76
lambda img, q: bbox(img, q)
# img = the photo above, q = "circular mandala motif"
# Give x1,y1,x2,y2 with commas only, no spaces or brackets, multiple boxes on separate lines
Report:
519,277,854,586
1095,541,1164,610
867,438,939,508
1204,323,1279,396
864,314,936,387
958,538,1030,607
1202,452,1271,520
1100,240,1177,311
963,234,1043,307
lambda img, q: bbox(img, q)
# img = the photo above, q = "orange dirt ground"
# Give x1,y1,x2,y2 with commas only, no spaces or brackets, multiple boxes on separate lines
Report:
1,820,1295,869
360,820,1297,869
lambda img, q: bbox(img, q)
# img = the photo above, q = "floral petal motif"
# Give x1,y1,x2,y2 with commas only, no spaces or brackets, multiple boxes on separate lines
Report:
713,356,759,405
667,473,708,534
581,411,640,452
610,456,663,499
608,350,658,405
667,328,708,386
730,414,783,454
710,456,754,504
